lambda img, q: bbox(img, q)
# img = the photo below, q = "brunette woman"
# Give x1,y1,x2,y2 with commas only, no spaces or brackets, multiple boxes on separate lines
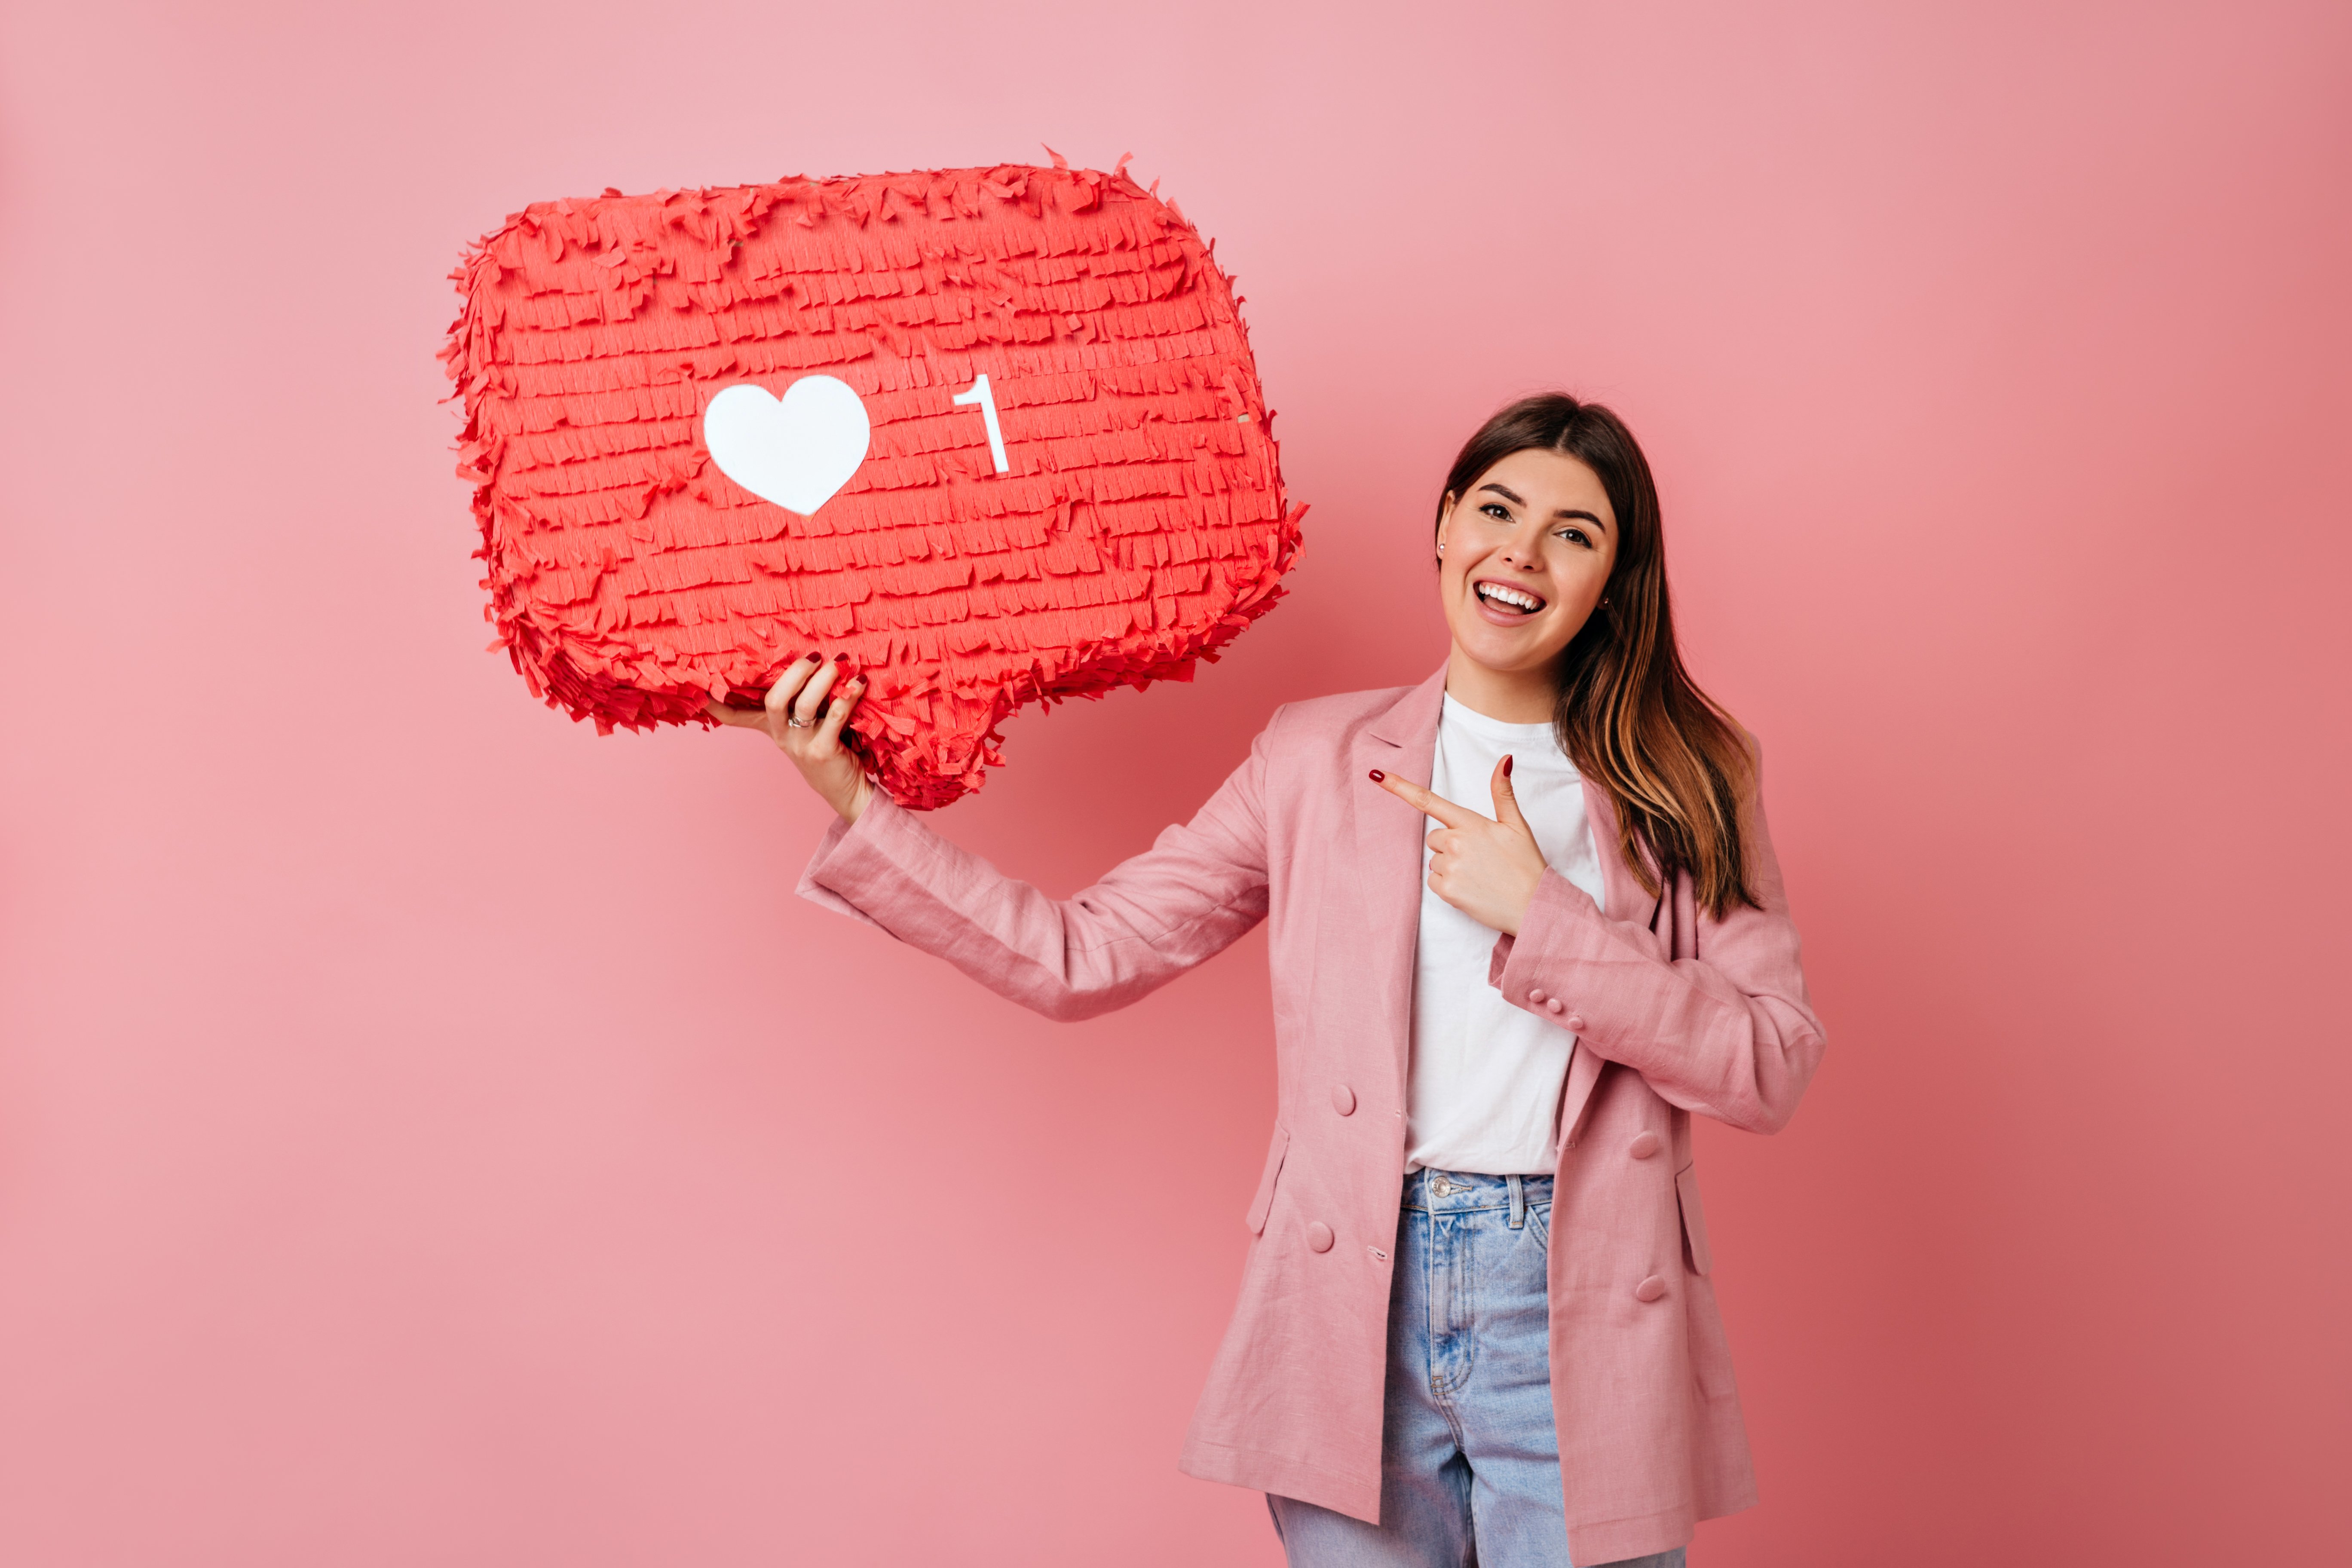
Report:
712,394,1825,1568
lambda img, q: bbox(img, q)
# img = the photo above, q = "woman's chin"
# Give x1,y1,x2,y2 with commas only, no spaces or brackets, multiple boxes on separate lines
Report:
1451,626,1565,677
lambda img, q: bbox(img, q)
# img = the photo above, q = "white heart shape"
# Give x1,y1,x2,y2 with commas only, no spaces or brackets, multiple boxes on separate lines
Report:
701,375,871,516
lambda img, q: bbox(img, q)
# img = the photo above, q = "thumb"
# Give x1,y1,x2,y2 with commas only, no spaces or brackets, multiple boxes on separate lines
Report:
1490,753,1533,834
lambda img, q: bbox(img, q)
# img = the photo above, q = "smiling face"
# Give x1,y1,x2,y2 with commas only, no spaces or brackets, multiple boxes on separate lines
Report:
1435,447,1620,709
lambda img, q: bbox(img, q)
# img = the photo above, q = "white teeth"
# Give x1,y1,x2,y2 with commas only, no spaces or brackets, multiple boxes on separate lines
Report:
1477,582,1542,612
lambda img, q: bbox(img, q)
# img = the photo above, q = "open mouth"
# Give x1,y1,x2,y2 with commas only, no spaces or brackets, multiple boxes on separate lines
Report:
1474,579,1547,616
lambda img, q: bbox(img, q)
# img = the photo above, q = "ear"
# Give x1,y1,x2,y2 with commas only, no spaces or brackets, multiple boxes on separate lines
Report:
1435,491,1457,554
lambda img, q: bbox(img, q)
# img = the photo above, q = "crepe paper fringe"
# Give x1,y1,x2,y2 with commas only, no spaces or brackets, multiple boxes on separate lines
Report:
444,165,1302,808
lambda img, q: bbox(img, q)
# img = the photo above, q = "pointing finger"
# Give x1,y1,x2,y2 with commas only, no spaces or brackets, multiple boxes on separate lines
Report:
1369,768,1491,831
1489,754,1533,834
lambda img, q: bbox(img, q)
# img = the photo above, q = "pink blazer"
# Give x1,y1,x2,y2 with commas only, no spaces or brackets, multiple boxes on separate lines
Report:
798,665,1826,1564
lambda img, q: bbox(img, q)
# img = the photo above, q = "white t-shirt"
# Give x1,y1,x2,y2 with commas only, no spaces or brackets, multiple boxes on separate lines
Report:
1405,694,1609,1175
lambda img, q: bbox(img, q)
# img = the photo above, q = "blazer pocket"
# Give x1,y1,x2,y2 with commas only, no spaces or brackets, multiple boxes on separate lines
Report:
1244,1126,1291,1235
1675,1164,1715,1276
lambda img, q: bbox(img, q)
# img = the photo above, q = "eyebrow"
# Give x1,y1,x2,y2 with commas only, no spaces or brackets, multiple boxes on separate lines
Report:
1478,483,1608,532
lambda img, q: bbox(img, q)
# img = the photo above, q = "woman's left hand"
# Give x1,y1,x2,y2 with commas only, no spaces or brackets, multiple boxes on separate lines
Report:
1372,756,1548,936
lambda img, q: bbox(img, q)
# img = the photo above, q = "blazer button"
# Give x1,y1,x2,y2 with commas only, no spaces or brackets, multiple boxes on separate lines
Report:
1628,1131,1661,1159
1544,998,1565,1015
1528,988,1548,1003
1307,1222,1335,1253
1635,1274,1668,1302
1565,1014,1585,1032
1331,1084,1356,1116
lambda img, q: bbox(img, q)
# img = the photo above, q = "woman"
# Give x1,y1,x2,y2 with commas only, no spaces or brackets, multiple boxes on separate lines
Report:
711,394,1825,1568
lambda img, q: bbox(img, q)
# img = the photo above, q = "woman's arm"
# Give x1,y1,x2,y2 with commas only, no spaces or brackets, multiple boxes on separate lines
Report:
796,756,1271,1020
712,652,1275,1021
1487,781,1822,1135
1372,750,1823,1135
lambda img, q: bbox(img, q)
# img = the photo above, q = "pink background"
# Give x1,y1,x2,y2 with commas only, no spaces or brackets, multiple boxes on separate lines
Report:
2,1,2346,1562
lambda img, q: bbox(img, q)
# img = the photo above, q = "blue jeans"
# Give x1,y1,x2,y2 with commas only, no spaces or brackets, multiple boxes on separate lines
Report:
1267,1170,1686,1568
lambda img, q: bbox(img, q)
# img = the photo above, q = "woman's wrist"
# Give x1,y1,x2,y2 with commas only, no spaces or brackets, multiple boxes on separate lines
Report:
836,773,876,824
1506,861,1548,936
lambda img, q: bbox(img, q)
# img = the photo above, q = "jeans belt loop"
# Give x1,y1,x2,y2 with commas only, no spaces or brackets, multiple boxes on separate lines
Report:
1507,1173,1526,1230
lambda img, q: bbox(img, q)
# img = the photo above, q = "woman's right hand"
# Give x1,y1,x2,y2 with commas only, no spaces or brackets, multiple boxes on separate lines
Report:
705,652,876,823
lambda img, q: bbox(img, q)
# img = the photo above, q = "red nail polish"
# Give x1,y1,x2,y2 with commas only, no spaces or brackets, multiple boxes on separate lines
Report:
804,651,822,663
1503,755,1514,778
833,652,849,664
1369,769,1385,782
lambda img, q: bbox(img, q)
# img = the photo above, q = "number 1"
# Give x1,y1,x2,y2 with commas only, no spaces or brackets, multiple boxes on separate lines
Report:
953,374,1009,475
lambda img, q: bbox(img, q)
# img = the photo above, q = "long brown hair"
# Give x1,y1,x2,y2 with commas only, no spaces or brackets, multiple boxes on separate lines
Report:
1439,394,1758,915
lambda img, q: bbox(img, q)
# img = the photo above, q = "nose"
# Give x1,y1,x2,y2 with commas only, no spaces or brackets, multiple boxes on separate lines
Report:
1502,520,1549,569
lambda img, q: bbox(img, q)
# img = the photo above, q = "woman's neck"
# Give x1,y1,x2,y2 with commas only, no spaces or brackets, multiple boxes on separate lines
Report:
1442,646,1560,724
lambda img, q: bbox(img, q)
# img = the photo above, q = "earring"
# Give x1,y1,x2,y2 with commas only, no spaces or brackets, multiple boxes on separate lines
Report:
1437,542,1446,553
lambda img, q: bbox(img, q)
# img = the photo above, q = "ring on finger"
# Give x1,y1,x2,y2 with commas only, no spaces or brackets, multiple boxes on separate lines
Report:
785,716,812,729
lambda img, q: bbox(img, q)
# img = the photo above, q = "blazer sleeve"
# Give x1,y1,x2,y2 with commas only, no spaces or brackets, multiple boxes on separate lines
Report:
1486,760,1825,1135
794,722,1274,1022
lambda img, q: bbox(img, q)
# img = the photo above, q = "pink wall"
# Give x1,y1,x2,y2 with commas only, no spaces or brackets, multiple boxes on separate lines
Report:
2,2,2346,1562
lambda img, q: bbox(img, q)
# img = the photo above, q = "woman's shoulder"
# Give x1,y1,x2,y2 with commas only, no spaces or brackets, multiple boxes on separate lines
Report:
1260,680,1422,744
1238,680,1435,799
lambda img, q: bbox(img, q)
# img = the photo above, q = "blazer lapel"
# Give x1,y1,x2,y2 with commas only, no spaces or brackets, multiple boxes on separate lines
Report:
1353,666,1448,1110
1579,779,1663,934
1556,779,1667,1150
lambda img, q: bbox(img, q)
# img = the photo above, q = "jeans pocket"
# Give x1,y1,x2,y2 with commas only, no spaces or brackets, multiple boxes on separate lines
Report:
1525,1200,1553,1253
